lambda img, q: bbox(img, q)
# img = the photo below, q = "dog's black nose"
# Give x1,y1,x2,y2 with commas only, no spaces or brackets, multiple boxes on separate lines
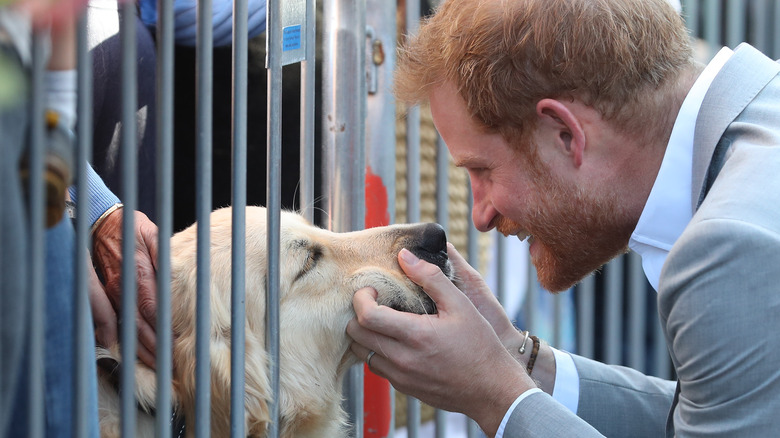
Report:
408,223,449,273
419,223,447,255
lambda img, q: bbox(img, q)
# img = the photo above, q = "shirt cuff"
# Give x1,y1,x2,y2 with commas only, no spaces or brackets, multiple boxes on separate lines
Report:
551,347,580,414
495,388,543,438
68,162,121,227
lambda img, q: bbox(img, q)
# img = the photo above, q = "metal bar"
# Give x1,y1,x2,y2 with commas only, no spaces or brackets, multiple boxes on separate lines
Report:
653,303,672,379
73,12,93,438
465,183,481,438
364,0,398,433
576,276,595,359
404,0,421,433
435,137,449,231
725,0,745,49
774,0,780,59
604,258,624,365
750,0,769,53
27,32,47,438
552,292,562,348
681,0,700,39
155,0,175,433
299,0,316,222
466,185,478,268
496,234,506,305
231,0,249,434
119,3,139,436
321,0,368,433
627,252,647,373
703,0,722,60
524,252,537,334
195,0,214,433
266,0,283,435
434,134,449,438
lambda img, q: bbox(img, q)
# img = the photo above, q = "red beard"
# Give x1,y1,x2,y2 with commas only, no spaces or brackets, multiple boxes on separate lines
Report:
495,160,634,292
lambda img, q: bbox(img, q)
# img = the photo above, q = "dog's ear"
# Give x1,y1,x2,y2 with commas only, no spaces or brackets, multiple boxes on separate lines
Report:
209,328,272,436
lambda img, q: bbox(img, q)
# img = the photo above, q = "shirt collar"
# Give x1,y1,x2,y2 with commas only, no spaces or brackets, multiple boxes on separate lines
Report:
628,47,734,291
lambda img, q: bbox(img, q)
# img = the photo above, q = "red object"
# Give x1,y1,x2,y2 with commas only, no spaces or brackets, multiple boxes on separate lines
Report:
363,166,392,437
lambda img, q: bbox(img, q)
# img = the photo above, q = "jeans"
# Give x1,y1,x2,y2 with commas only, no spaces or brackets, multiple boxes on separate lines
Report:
7,217,100,438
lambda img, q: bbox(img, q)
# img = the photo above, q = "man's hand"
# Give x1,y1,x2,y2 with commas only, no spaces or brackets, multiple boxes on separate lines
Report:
346,245,536,436
446,243,520,347
91,208,158,369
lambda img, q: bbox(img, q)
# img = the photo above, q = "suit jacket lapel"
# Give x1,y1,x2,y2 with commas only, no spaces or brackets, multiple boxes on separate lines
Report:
691,43,780,210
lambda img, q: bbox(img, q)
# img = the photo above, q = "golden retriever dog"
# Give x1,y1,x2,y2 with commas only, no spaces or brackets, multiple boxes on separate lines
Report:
98,206,452,438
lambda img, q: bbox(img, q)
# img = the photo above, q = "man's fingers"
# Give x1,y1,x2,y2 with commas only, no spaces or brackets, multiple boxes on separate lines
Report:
137,340,156,370
352,287,423,339
136,267,158,330
89,266,119,348
350,342,389,379
398,248,468,310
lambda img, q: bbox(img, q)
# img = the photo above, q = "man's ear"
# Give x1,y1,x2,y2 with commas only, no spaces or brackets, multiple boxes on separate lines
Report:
535,99,585,168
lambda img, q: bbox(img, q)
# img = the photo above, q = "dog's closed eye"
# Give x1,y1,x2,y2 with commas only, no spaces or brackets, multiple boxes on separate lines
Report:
293,241,324,283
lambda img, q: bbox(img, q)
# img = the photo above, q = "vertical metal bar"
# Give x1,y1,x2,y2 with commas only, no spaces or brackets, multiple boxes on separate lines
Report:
576,275,595,359
434,135,448,438
774,0,780,59
703,0,722,60
627,252,647,373
653,304,672,379
195,0,214,434
603,258,623,365
726,0,745,49
364,0,397,433
266,0,283,435
749,0,769,52
73,13,93,438
435,137,449,231
552,292,562,348
681,0,699,37
155,0,174,434
496,234,506,305
321,0,367,433
299,0,316,222
119,3,139,436
231,0,249,434
27,32,47,438
404,0,421,433
524,254,537,334
465,183,481,438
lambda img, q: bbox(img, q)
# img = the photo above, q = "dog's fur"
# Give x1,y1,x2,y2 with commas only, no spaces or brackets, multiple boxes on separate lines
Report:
98,206,452,438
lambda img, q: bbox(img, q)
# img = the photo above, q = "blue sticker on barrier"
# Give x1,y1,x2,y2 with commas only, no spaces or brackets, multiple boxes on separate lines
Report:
283,25,302,52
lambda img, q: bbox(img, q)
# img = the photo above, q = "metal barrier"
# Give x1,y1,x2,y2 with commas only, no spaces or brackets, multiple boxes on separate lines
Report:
2,0,779,437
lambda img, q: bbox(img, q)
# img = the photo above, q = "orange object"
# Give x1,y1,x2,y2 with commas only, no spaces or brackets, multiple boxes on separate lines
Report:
363,166,392,437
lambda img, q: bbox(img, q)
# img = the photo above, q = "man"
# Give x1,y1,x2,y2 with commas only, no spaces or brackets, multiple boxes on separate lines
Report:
1,2,158,435
347,0,780,436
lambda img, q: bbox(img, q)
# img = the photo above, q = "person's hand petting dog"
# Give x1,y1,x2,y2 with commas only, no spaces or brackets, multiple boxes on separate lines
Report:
347,243,536,437
91,208,159,369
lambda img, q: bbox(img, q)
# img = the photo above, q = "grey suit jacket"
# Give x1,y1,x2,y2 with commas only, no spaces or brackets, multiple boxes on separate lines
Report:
504,44,780,437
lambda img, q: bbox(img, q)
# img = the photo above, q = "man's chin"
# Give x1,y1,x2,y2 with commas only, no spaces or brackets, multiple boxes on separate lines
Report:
535,268,587,293
532,246,621,293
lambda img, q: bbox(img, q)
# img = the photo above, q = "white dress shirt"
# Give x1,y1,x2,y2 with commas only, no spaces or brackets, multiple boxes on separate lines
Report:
496,47,735,438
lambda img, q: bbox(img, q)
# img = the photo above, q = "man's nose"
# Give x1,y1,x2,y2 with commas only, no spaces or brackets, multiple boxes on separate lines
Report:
470,189,498,232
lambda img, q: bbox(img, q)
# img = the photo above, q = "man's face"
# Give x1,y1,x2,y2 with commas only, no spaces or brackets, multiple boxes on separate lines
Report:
429,82,633,292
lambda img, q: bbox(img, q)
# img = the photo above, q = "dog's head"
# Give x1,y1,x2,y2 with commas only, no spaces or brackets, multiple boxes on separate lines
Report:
168,206,453,437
